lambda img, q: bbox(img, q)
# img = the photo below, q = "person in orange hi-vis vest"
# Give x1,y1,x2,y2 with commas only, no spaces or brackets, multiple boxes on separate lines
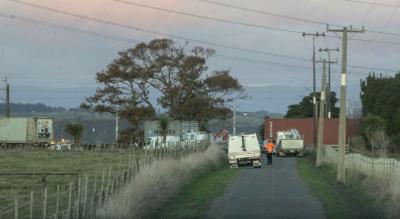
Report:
264,139,275,165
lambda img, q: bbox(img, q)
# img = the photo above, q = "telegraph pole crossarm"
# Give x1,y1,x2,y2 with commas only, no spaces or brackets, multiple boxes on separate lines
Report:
327,24,365,184
302,32,325,150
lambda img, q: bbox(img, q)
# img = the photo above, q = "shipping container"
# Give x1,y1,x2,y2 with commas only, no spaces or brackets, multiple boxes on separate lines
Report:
0,117,54,144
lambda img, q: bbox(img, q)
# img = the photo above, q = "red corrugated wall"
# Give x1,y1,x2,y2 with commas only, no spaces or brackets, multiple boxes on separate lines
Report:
264,118,360,146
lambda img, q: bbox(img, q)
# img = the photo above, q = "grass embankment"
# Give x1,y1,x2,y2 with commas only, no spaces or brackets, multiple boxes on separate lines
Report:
158,165,241,219
98,145,239,218
297,155,385,219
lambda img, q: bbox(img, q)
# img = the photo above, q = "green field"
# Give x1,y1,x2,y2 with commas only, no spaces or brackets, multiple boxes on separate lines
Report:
297,155,385,219
157,165,241,219
0,150,134,218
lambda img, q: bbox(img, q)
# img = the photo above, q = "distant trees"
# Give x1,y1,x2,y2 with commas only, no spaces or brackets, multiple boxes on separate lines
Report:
82,39,243,140
285,92,339,118
360,73,400,151
64,123,84,145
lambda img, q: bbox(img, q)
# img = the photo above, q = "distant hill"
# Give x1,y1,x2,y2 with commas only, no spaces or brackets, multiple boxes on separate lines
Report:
1,103,283,143
0,103,67,115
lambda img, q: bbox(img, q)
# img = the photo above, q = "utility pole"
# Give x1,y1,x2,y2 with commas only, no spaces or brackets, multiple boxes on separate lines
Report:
327,25,364,184
1,77,10,117
315,59,327,167
319,48,339,119
302,32,325,149
115,105,119,142
233,106,236,136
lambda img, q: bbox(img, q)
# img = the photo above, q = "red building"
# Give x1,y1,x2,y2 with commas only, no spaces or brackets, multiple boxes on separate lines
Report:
264,118,360,147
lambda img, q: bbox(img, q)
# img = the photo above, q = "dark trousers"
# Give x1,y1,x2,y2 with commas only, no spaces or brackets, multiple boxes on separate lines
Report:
267,153,272,165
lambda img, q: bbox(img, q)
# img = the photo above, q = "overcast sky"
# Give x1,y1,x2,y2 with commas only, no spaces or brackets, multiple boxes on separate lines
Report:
0,0,399,113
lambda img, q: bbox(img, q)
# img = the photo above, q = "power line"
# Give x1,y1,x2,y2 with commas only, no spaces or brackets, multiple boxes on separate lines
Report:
112,0,400,46
358,0,376,25
199,0,330,26
0,12,141,44
7,0,310,62
0,12,313,70
368,1,400,40
112,0,302,34
198,0,400,38
2,3,398,73
10,0,400,47
344,0,399,8
213,54,311,69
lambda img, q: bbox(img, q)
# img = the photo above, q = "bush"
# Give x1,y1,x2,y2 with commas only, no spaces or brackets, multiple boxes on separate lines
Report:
369,130,391,156
350,136,367,153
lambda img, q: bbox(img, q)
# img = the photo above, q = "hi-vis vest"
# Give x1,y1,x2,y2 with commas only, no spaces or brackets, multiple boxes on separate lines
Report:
264,142,275,153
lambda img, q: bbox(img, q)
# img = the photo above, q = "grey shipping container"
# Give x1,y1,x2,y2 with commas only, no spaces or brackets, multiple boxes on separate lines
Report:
0,117,54,144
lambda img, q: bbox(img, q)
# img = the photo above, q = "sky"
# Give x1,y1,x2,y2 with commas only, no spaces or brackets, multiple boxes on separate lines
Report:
0,0,399,113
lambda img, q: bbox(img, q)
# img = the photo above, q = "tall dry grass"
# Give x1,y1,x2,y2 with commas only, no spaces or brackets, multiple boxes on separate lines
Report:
96,144,224,218
362,175,400,218
323,145,400,218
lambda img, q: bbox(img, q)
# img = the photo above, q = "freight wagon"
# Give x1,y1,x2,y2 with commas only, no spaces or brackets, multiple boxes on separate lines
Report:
0,117,54,145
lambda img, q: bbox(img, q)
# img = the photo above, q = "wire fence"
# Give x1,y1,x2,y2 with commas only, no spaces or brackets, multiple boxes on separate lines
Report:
0,140,210,219
322,145,400,179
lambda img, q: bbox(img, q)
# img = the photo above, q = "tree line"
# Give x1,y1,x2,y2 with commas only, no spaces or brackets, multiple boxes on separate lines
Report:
359,73,400,152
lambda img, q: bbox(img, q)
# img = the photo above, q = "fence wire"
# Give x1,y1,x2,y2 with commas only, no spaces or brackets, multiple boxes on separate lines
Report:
0,140,210,219
322,145,400,179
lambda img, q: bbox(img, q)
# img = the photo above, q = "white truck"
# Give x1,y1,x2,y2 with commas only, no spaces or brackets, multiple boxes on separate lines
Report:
228,133,261,168
275,129,304,157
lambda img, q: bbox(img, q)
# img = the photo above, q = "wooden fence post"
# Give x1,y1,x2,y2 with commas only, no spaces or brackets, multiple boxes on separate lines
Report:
43,188,47,219
14,196,18,219
91,173,98,216
107,164,112,199
30,191,34,219
83,175,89,218
68,182,73,219
99,169,105,207
56,186,60,219
76,177,82,218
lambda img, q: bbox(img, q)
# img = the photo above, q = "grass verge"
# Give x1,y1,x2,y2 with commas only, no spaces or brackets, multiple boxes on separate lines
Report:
157,165,241,219
297,154,385,219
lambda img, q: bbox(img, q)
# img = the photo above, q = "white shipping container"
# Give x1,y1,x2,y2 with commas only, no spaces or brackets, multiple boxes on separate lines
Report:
0,117,54,144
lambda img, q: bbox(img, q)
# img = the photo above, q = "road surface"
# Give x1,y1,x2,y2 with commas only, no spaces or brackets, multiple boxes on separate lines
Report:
206,154,326,219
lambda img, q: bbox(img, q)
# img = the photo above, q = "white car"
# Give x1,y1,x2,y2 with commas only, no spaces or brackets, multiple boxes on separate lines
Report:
49,144,71,151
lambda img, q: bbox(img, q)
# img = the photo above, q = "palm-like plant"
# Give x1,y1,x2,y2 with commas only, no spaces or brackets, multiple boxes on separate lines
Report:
158,117,169,144
64,123,84,146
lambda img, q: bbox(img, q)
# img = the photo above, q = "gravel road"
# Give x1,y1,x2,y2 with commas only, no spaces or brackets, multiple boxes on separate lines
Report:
206,154,326,219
